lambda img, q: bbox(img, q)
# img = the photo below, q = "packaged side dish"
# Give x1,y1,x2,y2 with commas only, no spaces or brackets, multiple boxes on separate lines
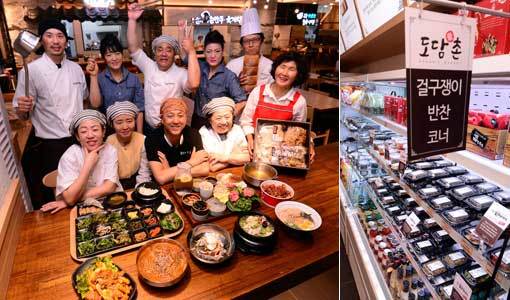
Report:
436,177,464,189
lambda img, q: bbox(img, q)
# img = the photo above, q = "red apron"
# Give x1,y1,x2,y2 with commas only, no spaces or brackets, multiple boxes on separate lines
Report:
252,84,301,124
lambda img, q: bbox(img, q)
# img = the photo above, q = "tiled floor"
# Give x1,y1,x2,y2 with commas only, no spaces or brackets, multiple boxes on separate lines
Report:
269,265,339,300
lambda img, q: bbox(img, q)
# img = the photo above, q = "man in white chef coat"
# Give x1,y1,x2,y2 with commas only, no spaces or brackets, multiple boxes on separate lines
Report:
13,19,88,209
127,3,200,136
226,8,273,94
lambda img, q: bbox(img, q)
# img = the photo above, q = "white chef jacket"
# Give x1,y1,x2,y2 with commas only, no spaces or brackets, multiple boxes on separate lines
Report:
131,49,190,128
13,53,88,139
239,84,307,135
199,124,248,156
55,144,123,199
226,55,273,86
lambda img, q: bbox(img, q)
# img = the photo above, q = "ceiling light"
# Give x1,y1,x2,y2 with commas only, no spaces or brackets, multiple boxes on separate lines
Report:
253,0,257,3
208,0,212,3
266,0,270,3
264,4,268,9
312,1,317,4
294,8,299,13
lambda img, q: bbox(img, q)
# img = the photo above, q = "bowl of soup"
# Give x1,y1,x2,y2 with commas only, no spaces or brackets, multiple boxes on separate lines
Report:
275,201,322,233
243,162,277,187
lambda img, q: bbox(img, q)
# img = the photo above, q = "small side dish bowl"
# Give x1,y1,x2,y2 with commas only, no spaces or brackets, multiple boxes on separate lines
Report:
260,180,294,208
105,192,127,209
275,201,322,233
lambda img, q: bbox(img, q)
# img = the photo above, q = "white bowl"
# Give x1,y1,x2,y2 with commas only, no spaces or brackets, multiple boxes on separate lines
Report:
275,201,322,232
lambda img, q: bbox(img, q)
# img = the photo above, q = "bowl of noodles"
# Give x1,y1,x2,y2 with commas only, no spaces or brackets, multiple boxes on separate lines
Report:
275,201,322,233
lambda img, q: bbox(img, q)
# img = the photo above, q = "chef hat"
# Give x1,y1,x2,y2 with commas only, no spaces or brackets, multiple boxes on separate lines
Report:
106,101,139,125
69,109,107,135
241,8,262,38
151,35,180,55
160,98,188,115
202,97,235,116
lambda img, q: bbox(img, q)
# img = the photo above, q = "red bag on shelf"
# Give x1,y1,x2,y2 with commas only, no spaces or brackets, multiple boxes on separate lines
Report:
473,0,510,58
396,98,405,125
384,95,393,118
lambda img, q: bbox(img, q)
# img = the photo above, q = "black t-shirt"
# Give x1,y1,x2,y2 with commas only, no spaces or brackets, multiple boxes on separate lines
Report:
145,126,204,167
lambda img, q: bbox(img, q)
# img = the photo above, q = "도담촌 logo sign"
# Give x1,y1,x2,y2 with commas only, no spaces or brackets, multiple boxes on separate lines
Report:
192,11,242,25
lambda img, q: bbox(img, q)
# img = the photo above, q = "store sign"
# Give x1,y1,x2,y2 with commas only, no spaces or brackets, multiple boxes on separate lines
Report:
451,273,472,300
405,8,476,161
475,201,510,247
296,12,317,26
191,11,242,25
356,0,403,35
340,0,364,50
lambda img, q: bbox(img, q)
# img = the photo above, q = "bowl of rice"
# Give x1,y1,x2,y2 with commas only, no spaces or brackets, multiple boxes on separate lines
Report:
132,181,163,206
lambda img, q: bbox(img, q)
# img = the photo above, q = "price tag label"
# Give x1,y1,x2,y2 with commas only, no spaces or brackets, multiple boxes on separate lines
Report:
451,273,472,300
476,202,510,247
405,212,421,231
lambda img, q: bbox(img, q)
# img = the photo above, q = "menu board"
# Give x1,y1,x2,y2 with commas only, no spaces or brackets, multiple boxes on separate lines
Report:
340,0,364,50
356,0,403,35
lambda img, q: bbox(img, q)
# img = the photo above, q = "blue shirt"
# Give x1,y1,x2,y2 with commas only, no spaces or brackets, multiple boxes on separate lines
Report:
97,66,145,113
194,61,246,118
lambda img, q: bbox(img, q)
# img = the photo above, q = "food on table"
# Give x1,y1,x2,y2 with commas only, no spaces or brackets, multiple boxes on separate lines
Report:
125,202,136,210
137,240,188,286
77,230,94,243
95,224,112,237
157,202,173,214
127,211,140,220
193,179,203,192
279,207,315,231
444,252,467,269
190,232,227,261
182,193,200,207
141,207,153,217
114,231,132,246
77,240,95,256
206,198,226,216
92,212,109,225
423,259,447,276
213,185,229,204
174,173,193,191
112,219,128,232
149,226,162,238
129,219,144,231
283,126,307,146
160,213,183,232
78,206,103,216
82,198,104,208
263,183,291,198
96,236,115,251
134,231,148,243
144,215,159,227
77,217,92,230
75,256,132,299
192,200,209,215
138,186,159,196
107,193,126,206
108,210,123,223
239,215,274,237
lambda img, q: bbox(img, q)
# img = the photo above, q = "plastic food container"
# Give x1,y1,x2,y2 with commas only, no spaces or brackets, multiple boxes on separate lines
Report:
414,239,435,255
412,162,435,170
475,182,501,194
428,169,449,179
423,259,447,277
418,186,441,200
459,174,484,185
436,177,465,190
449,186,478,201
443,251,468,269
492,191,510,205
445,166,468,176
404,170,429,182
443,208,470,226
423,218,439,230
434,160,454,168
431,229,454,248
429,196,453,211
465,195,495,212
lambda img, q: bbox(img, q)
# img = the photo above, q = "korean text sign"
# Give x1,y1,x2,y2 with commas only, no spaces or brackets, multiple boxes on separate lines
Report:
405,8,476,161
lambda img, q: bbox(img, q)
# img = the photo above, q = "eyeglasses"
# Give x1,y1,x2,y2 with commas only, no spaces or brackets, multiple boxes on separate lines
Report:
242,37,262,45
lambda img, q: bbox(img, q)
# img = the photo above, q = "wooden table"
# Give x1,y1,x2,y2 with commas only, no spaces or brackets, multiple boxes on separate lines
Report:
7,143,339,300
299,89,339,112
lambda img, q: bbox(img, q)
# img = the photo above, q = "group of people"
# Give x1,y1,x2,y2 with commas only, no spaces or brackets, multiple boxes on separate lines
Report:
13,5,315,213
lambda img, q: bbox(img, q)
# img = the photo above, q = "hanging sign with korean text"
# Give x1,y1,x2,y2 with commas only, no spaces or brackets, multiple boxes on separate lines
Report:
405,8,476,161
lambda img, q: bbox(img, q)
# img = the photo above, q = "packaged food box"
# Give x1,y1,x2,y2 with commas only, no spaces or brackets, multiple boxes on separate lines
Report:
418,186,442,200
448,185,478,201
428,169,449,180
465,195,495,211
445,166,468,176
443,207,470,226
459,174,485,185
423,259,447,277
430,196,454,211
473,0,510,57
432,229,455,248
467,111,509,160
443,251,468,269
434,160,454,168
437,177,465,190
492,191,510,205
404,170,429,182
414,239,435,255
490,248,510,273
475,182,501,194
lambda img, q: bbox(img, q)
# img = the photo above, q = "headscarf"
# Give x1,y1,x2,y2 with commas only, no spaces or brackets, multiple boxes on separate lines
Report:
106,101,139,125
202,97,235,117
160,98,188,116
151,35,180,56
69,109,107,135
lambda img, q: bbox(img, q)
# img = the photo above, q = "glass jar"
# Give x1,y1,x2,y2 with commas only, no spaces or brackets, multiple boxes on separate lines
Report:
174,162,193,191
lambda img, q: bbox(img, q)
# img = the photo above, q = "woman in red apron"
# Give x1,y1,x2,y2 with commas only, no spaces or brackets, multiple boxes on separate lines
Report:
239,52,315,161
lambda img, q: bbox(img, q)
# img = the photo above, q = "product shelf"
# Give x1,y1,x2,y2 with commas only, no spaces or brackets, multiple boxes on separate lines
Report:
367,148,510,292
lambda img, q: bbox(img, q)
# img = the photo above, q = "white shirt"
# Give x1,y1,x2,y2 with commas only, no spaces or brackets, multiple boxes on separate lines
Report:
55,144,123,199
226,55,273,86
13,53,88,139
199,124,248,156
240,84,307,135
131,49,190,128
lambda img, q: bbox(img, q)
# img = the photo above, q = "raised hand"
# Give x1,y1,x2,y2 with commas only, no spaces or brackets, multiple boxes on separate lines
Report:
128,3,144,20
86,57,99,77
